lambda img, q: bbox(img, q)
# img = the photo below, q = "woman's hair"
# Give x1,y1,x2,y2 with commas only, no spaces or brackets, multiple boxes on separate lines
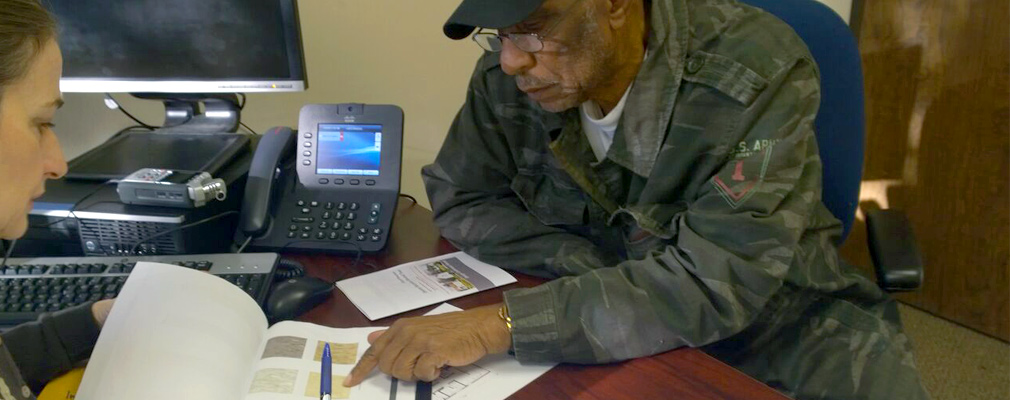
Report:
0,0,56,95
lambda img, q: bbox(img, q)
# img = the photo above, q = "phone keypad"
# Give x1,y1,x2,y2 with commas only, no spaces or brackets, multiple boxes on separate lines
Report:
287,200,385,243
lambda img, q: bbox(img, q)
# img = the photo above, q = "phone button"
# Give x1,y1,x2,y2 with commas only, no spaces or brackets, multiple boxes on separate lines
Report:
349,203,360,211
289,224,298,231
300,232,311,239
303,151,312,157
367,216,379,224
303,132,313,138
356,234,366,241
337,202,347,210
316,232,326,240
301,208,311,214
302,160,311,166
329,231,339,240
350,179,360,185
370,235,381,242
340,232,352,241
287,232,297,238
319,222,329,229
370,203,381,211
296,200,306,207
343,222,353,230
334,179,345,185
322,211,332,219
303,141,312,148
310,201,319,207
365,180,376,186
358,228,368,235
347,212,357,221
372,228,383,235
318,178,329,184
291,217,314,223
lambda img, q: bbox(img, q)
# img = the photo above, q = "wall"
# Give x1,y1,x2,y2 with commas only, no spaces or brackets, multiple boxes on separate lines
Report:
815,0,852,23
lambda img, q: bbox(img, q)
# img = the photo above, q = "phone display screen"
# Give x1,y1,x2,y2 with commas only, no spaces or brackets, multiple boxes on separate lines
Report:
315,124,382,176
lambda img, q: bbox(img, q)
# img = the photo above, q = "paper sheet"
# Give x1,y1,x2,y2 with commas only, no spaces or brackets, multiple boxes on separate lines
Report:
336,252,516,320
420,304,556,400
76,263,269,400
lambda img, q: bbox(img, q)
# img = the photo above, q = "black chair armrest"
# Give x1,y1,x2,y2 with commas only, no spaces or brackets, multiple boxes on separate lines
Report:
865,209,924,292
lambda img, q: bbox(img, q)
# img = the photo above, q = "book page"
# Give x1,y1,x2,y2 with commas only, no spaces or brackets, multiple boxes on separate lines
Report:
336,251,516,320
245,321,416,400
244,304,556,400
76,262,269,400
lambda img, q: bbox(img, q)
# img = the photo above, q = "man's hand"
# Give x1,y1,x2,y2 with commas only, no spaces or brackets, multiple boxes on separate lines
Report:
342,303,511,386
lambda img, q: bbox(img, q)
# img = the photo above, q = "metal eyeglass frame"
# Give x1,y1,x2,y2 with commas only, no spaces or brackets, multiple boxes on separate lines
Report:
470,0,587,53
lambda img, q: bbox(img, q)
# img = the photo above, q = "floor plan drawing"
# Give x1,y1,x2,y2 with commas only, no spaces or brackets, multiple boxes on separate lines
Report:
431,364,492,400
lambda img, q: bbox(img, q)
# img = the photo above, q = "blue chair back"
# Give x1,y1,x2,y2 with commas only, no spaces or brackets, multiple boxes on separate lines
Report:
737,0,865,242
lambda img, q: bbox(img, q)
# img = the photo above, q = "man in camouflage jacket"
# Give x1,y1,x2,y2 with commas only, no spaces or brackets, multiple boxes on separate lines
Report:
346,0,929,398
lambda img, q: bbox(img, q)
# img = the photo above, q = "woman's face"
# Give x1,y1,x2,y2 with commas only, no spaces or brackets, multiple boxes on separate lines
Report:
0,38,66,239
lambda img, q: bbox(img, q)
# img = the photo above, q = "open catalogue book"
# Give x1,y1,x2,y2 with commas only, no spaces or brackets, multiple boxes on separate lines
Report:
75,262,553,400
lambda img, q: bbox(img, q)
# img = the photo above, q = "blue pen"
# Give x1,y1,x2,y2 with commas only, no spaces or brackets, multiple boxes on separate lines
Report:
321,343,332,400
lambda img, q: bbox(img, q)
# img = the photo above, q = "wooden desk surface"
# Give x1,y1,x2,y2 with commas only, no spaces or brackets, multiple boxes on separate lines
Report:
285,200,790,400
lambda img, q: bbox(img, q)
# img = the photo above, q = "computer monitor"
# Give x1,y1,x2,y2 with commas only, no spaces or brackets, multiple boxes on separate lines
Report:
47,0,307,93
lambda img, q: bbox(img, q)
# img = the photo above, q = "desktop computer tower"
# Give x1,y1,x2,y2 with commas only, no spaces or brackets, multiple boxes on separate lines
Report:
13,152,251,258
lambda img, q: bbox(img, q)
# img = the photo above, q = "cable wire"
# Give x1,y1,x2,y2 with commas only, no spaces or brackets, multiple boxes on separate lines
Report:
240,121,258,135
31,182,114,229
398,193,418,206
236,235,253,254
1,239,16,269
104,93,156,129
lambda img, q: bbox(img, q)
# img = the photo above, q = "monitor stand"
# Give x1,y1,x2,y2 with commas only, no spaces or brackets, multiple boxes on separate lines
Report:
132,93,241,134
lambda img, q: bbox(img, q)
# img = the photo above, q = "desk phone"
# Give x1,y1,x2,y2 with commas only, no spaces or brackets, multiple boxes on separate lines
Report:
235,104,403,253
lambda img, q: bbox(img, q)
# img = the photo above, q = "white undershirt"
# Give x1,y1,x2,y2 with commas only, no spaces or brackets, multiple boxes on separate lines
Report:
579,84,633,162
580,51,648,162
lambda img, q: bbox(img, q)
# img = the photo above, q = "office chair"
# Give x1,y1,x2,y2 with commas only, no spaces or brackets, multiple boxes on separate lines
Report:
738,0,923,292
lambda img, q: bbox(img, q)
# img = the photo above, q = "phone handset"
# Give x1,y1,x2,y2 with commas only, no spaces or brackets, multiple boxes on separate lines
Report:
239,127,296,238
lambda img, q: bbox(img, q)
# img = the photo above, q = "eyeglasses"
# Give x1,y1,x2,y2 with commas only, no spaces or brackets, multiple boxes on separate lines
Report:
471,0,586,53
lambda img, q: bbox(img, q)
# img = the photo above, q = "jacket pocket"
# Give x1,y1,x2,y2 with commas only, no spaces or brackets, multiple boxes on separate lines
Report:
510,169,587,226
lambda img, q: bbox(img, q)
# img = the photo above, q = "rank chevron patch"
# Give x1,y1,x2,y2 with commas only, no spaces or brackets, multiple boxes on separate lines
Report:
710,145,774,209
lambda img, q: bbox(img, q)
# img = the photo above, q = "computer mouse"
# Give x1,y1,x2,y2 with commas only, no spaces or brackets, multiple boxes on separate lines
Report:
266,276,334,322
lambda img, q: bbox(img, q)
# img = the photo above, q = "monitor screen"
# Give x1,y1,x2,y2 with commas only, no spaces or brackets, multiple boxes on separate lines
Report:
47,0,306,93
316,124,382,176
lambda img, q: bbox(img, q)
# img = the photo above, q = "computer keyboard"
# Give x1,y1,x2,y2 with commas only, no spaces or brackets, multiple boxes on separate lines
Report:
0,253,279,327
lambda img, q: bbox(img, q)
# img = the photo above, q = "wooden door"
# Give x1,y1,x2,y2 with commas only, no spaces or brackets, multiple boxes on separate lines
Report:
840,0,1010,340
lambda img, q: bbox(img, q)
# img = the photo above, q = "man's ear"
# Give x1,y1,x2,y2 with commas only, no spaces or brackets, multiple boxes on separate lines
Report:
606,0,634,29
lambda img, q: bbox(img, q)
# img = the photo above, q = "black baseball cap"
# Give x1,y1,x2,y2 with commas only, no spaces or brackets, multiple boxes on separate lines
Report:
443,0,547,39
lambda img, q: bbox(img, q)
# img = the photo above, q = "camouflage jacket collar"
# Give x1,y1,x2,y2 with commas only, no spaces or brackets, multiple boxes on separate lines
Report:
613,0,689,177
